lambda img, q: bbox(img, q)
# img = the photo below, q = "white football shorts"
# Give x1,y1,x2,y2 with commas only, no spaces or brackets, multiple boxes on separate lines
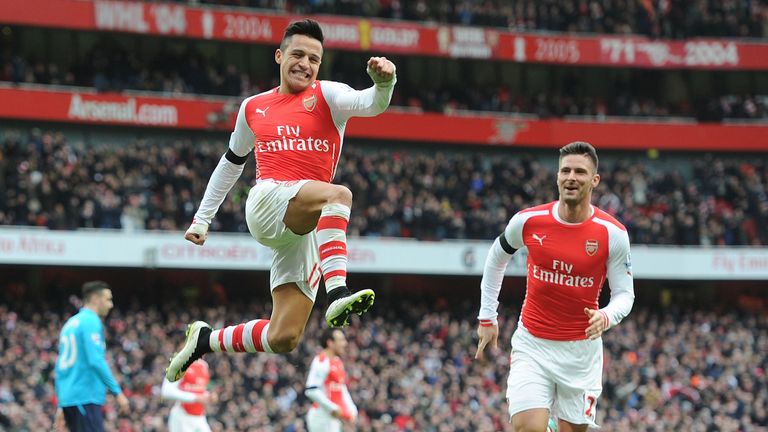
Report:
168,405,211,432
245,179,320,303
506,324,603,428
306,407,342,432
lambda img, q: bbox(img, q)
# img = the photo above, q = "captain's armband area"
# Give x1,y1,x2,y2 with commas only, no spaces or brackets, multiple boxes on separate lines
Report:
499,234,516,255
225,148,249,165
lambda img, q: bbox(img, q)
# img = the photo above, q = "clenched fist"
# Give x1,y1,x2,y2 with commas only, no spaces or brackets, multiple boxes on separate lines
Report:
366,56,396,84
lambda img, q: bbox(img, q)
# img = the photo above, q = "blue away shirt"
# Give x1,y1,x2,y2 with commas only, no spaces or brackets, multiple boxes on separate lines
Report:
55,308,122,407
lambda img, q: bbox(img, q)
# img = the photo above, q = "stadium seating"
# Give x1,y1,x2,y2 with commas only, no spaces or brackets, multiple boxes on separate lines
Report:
189,0,767,39
3,52,766,122
1,129,766,246
1,294,765,431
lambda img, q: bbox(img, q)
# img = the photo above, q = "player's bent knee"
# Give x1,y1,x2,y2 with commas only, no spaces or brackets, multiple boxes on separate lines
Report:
511,413,550,432
268,329,303,353
512,425,543,432
327,184,352,206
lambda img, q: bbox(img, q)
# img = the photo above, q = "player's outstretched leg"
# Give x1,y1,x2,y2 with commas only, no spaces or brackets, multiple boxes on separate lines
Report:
325,286,375,328
166,321,212,382
167,317,275,381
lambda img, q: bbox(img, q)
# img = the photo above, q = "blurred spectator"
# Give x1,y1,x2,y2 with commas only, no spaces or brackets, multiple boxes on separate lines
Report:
3,48,767,122
0,294,765,431
172,0,768,39
1,128,767,246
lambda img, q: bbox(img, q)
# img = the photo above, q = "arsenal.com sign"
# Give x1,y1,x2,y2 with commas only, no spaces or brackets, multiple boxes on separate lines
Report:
1,86,767,150
0,87,233,130
68,94,178,126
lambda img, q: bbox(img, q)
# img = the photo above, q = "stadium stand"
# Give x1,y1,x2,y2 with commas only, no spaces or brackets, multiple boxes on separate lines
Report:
1,280,766,431
182,0,767,39
1,128,766,245
0,1,767,431
2,48,767,121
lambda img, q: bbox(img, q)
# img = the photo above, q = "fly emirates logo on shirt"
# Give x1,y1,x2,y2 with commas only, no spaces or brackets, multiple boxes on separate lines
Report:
255,125,333,154
532,259,595,288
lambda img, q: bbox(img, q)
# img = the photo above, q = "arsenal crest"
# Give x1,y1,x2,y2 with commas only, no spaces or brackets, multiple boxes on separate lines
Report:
302,94,317,112
585,239,599,256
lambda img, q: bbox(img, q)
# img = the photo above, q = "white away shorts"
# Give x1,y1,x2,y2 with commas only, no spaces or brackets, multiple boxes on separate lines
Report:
506,325,603,428
245,179,320,303
168,405,211,432
306,407,342,432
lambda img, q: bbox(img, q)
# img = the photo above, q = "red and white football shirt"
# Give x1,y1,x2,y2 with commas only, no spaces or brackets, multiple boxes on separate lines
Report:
191,78,394,226
305,353,357,419
479,201,634,341
228,80,393,183
178,360,210,416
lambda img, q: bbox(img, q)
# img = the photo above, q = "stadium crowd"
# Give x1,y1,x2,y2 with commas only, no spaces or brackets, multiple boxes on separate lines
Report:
0,290,766,431
2,49,766,122
181,0,768,39
1,129,767,246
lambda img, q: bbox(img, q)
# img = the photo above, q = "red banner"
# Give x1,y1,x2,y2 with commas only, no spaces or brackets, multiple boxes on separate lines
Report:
2,0,768,70
0,86,235,129
1,86,766,150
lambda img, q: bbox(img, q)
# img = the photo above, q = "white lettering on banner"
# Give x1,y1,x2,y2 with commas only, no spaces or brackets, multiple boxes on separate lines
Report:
534,38,580,63
601,38,636,63
446,27,492,58
452,27,486,44
490,120,528,144
370,27,419,48
202,11,215,39
449,43,491,58
68,95,178,126
320,22,360,44
149,4,187,35
94,1,150,33
513,37,526,62
684,41,739,67
160,244,259,261
437,27,496,58
601,38,739,67
222,14,272,41
637,41,678,66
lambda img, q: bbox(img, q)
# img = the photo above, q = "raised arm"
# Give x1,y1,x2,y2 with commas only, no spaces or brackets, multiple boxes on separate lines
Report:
322,57,396,121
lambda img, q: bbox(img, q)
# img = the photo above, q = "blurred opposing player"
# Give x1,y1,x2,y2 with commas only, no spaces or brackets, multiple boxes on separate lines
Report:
305,329,357,432
161,359,215,432
54,281,129,432
475,142,635,432
167,18,396,382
